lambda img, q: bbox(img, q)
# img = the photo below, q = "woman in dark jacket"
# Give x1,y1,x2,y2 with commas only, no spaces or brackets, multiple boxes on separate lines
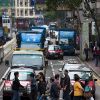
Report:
38,75,47,100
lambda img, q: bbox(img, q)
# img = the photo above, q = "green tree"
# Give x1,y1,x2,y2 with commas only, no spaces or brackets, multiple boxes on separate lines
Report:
46,0,82,28
84,0,100,42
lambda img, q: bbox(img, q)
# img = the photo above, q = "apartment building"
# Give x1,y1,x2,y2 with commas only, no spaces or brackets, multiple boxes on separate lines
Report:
15,0,35,18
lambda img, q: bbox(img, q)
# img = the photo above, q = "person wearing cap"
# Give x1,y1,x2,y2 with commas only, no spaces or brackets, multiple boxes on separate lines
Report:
12,71,24,100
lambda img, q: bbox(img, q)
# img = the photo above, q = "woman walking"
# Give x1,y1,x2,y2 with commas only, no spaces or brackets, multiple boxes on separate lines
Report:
84,43,89,61
73,74,84,100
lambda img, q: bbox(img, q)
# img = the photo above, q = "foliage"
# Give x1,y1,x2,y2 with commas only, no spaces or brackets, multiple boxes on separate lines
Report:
67,0,82,8
44,11,57,20
45,0,82,10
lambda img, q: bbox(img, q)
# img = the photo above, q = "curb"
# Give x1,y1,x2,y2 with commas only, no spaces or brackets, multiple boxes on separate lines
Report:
77,56,100,78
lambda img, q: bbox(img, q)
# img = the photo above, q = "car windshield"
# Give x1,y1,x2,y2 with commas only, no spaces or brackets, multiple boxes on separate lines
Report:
12,54,43,67
68,71,91,80
9,71,32,81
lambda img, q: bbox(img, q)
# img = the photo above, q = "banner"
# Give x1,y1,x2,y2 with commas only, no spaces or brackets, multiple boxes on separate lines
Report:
21,33,42,43
59,31,75,39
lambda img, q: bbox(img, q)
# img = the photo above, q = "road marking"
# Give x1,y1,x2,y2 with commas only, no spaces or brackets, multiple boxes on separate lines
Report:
50,61,55,76
0,67,10,91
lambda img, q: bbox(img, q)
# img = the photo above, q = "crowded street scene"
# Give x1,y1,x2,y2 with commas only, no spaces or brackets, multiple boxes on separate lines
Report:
0,0,100,100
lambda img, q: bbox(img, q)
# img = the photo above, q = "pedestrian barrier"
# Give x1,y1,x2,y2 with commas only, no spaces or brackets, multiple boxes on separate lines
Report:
3,38,16,59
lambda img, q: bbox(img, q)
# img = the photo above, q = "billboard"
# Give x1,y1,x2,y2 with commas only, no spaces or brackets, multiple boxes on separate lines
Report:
21,33,41,43
59,31,75,39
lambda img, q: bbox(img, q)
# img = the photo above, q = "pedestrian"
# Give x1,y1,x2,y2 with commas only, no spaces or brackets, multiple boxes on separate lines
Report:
94,46,100,67
62,70,71,100
38,72,46,82
54,74,61,91
12,71,24,100
50,77,59,100
46,77,54,95
84,79,93,100
38,73,47,100
29,73,38,100
73,74,84,100
84,43,89,61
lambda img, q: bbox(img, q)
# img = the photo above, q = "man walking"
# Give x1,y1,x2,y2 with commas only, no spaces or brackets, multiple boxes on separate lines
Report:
12,71,24,100
62,70,71,100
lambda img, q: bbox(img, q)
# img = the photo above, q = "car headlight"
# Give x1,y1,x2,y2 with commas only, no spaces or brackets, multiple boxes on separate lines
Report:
26,84,31,94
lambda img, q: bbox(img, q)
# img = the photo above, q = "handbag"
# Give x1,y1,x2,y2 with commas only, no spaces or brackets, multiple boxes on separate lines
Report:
84,91,93,98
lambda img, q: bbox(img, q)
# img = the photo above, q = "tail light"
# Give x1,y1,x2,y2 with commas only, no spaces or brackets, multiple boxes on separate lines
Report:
3,81,12,91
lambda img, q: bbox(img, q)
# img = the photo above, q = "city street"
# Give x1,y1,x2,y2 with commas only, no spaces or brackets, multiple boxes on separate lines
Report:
0,55,100,100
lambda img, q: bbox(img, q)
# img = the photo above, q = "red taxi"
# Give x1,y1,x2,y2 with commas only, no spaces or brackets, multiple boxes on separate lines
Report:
46,45,64,59
2,68,34,100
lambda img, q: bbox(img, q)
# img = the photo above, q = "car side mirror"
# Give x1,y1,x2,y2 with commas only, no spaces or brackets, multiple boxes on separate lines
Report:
5,60,9,66
2,78,6,80
58,68,62,72
94,79,97,81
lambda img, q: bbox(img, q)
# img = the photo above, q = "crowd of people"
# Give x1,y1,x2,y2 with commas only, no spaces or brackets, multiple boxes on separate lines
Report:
11,70,95,100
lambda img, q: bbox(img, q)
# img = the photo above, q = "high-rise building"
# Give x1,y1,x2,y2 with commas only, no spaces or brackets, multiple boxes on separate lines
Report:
15,0,35,18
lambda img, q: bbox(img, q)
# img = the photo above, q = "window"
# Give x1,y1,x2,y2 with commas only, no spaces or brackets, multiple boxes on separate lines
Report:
17,9,19,16
25,9,28,16
20,0,23,6
25,0,28,6
20,10,23,16
12,54,43,66
30,9,33,16
17,0,19,6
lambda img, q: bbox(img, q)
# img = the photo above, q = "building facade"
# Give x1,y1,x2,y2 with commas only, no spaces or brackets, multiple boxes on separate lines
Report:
15,0,35,18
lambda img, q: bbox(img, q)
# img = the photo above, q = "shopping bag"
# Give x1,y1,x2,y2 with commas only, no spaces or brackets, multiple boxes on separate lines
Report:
90,97,94,100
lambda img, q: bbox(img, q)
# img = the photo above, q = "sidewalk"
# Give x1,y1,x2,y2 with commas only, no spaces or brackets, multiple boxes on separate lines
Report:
85,59,100,77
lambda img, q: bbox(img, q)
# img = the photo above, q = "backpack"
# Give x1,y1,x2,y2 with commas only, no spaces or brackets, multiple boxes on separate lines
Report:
84,85,92,98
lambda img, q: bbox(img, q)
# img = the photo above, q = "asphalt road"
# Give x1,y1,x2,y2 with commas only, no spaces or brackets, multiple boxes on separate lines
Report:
0,55,100,100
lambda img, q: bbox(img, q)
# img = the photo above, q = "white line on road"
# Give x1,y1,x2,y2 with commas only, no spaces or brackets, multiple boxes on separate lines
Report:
50,61,55,76
0,67,10,91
